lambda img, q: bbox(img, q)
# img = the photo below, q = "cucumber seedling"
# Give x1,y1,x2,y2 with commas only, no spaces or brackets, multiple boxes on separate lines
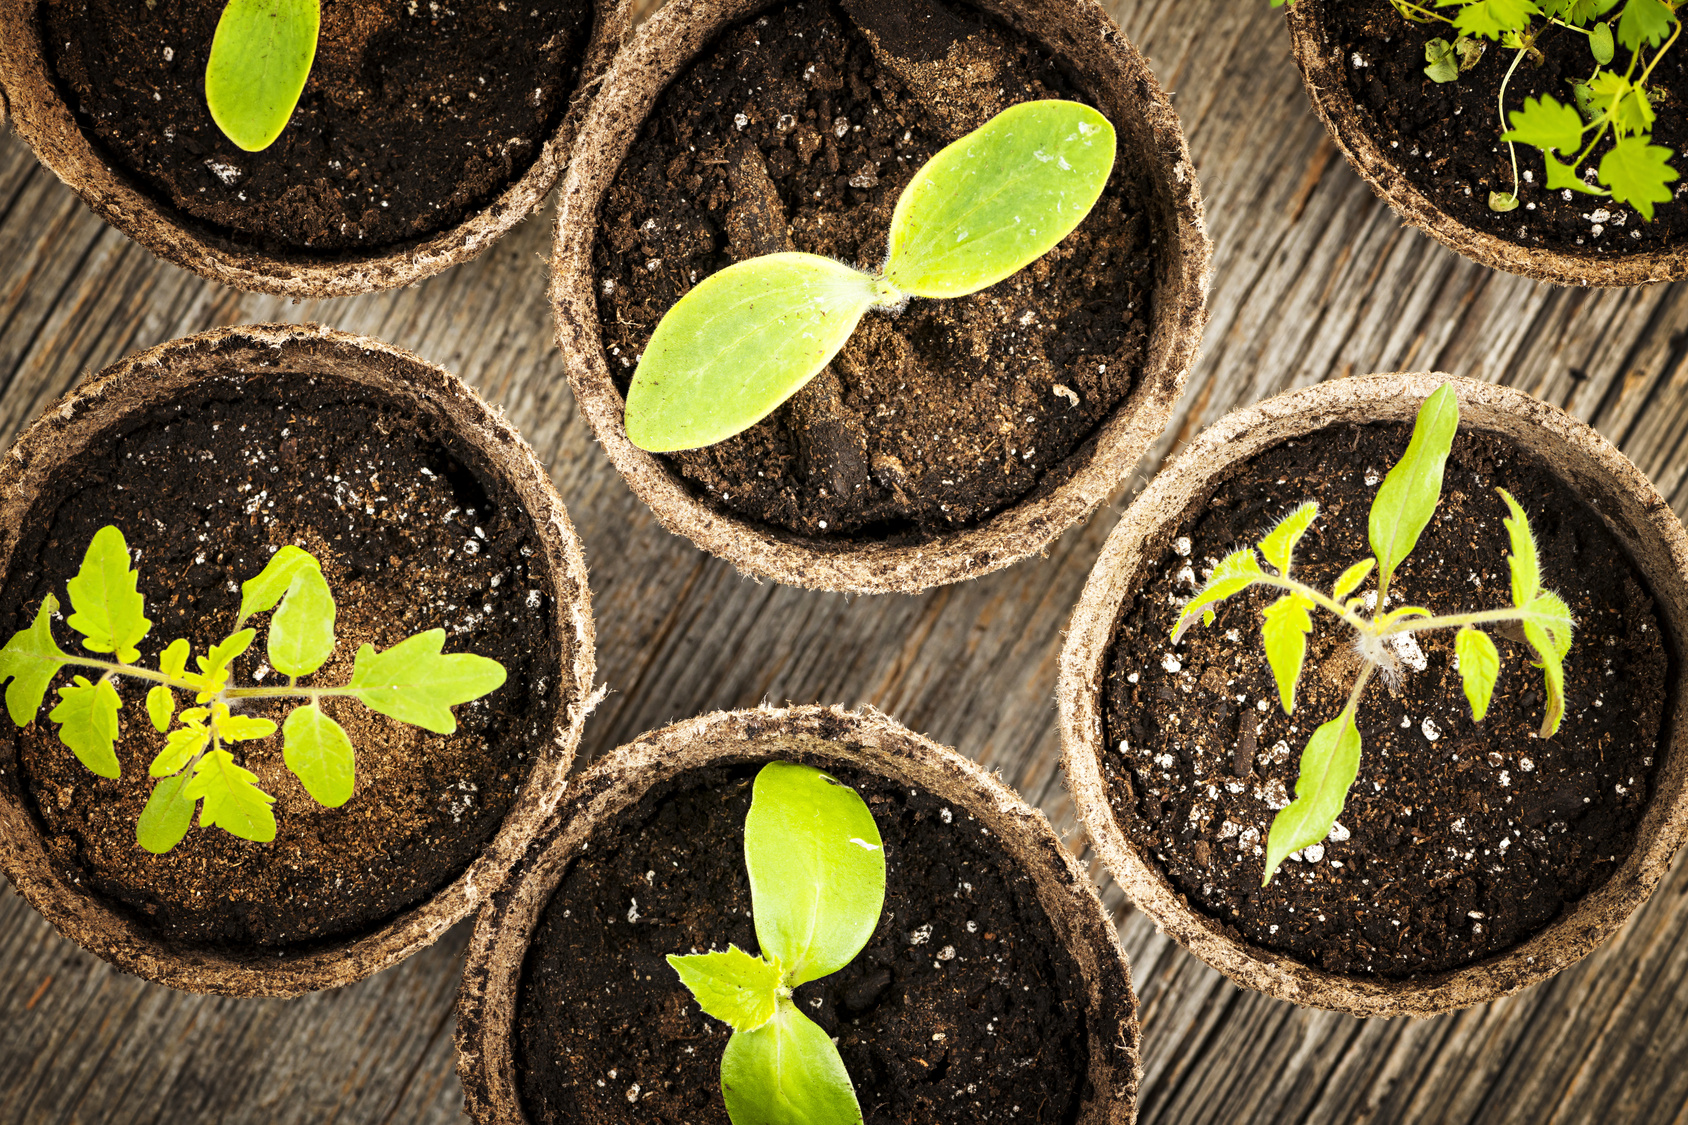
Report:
1171,385,1576,884
205,0,321,152
623,99,1116,452
667,761,885,1125
0,525,507,853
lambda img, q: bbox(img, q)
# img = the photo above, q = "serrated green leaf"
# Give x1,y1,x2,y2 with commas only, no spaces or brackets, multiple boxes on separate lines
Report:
1590,19,1615,63
745,761,885,987
146,685,175,732
192,628,257,701
282,703,354,807
667,946,783,1032
1332,559,1375,601
1172,549,1266,643
1455,626,1501,721
1370,383,1459,596
205,0,320,152
150,725,209,777
65,525,151,664
346,629,507,734
216,709,277,742
159,638,190,679
0,594,70,726
1496,488,1541,607
1263,704,1362,884
48,675,121,779
1424,38,1461,82
1599,136,1679,222
1502,95,1586,155
1259,502,1319,576
1262,594,1314,715
137,772,197,855
1588,71,1655,137
1442,0,1541,39
184,749,276,842
268,566,336,677
1617,0,1675,50
721,1000,862,1125
1544,150,1607,194
883,100,1115,299
237,546,322,626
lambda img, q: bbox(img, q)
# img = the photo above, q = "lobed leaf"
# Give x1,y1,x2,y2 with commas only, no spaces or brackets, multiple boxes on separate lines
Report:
1599,136,1679,222
184,749,277,843
1455,626,1501,721
1331,558,1375,602
136,773,197,855
1617,0,1676,50
1587,71,1655,137
1443,0,1542,39
65,525,151,664
1259,502,1319,576
1496,488,1541,607
193,628,257,701
666,945,783,1033
0,594,70,726
744,761,885,987
346,629,507,734
49,675,123,779
205,0,321,152
1261,594,1314,715
146,685,175,733
1544,151,1606,195
1502,95,1586,155
150,725,209,777
268,566,336,677
1171,549,1266,643
1263,704,1362,884
238,545,321,626
721,1000,863,1125
282,703,355,807
1369,383,1459,595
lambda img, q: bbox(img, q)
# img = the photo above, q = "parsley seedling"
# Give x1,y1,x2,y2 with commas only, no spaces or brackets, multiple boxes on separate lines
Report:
667,761,886,1125
0,526,507,853
205,0,321,152
1171,385,1576,884
622,99,1116,452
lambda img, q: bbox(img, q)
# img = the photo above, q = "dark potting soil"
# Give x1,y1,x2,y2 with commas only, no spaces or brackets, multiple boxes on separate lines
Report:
514,759,1092,1123
596,0,1159,539
1101,422,1669,977
42,0,594,251
1325,0,1687,254
0,369,561,948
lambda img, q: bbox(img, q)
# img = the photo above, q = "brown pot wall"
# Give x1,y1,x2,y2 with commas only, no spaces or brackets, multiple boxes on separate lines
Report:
0,324,599,997
1058,373,1688,1018
551,0,1210,594
456,704,1141,1122
0,1,630,297
1285,1,1687,287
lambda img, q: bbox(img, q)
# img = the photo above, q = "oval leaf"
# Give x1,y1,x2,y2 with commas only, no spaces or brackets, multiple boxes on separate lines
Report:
49,675,122,779
0,594,69,726
745,761,885,987
65,525,151,664
282,703,355,807
346,629,507,734
625,253,878,452
137,773,198,855
1263,704,1362,883
1331,558,1375,602
1261,594,1313,714
205,0,321,152
1369,383,1459,593
1455,626,1501,722
146,685,175,733
721,1000,862,1125
268,566,336,677
883,100,1115,299
238,545,321,626
667,945,782,1033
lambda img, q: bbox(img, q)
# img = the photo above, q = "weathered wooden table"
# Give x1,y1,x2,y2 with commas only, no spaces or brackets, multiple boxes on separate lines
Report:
4,1,1688,1121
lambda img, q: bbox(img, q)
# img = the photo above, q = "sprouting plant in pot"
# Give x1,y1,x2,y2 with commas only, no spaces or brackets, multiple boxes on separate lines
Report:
666,761,885,1124
1170,384,1577,884
205,0,322,151
1273,0,1681,220
622,99,1116,453
0,525,506,853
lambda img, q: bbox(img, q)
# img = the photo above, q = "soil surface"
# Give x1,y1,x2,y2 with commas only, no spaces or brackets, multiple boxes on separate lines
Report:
0,370,561,948
42,0,595,251
1102,421,1669,977
596,0,1158,539
514,759,1092,1123
1325,0,1687,253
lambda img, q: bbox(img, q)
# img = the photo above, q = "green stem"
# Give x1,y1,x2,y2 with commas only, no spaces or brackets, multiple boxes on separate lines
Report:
1390,0,1453,25
1379,605,1532,635
63,656,190,689
222,686,356,701
1498,44,1529,203
1257,574,1372,633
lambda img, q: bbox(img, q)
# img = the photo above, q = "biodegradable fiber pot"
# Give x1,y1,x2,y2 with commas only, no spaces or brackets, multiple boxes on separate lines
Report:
551,0,1210,594
456,704,1140,1123
1284,0,1687,287
0,0,629,296
0,324,597,996
1058,373,1688,1018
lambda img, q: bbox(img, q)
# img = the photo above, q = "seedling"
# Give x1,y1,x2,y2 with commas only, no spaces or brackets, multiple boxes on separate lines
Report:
623,99,1116,452
1171,385,1576,884
205,0,322,152
1275,0,1681,220
0,526,506,853
667,761,886,1125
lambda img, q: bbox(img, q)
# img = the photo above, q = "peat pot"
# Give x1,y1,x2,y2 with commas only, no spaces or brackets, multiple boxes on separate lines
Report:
1059,373,1688,1017
0,0,629,296
456,704,1140,1122
1285,0,1687,286
552,0,1210,593
0,324,597,996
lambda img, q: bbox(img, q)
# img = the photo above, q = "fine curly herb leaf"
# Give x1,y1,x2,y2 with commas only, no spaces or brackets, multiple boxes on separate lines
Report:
1262,594,1315,714
238,545,321,626
0,594,70,726
721,1000,863,1125
184,749,277,842
205,0,321,152
281,703,355,807
667,945,784,1033
137,773,197,855
1455,626,1501,721
1263,703,1362,883
268,565,336,677
1600,136,1680,221
1259,502,1319,576
49,675,122,779
346,629,507,734
1369,382,1459,596
65,525,151,664
1172,549,1266,643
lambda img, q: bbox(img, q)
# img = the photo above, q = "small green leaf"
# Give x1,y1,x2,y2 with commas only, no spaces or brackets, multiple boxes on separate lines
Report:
268,566,336,677
1259,502,1319,576
281,703,355,807
205,0,321,152
1496,488,1541,607
1369,383,1459,595
238,545,322,626
721,1000,863,1125
1544,151,1607,195
1331,559,1375,601
146,685,175,733
1599,136,1679,222
1523,617,1567,738
150,725,209,777
159,638,190,679
1489,191,1522,212
745,761,885,987
216,710,277,742
192,628,257,701
1443,0,1542,40
1455,626,1501,721
1172,549,1266,643
1590,20,1615,63
1617,0,1675,50
183,749,277,843
0,594,70,726
137,773,197,855
1263,704,1362,884
667,945,783,1032
1261,594,1314,715
1502,95,1586,155
625,253,878,452
65,525,151,664
1456,35,1488,70
1424,38,1461,82
48,675,122,779
1524,589,1575,660
1587,71,1655,137
347,629,507,734
883,100,1115,299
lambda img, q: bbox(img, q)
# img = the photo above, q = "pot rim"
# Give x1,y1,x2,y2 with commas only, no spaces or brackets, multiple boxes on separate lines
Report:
1058,372,1688,1018
1284,0,1687,287
455,703,1141,1123
549,0,1211,594
0,0,631,297
0,322,599,997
